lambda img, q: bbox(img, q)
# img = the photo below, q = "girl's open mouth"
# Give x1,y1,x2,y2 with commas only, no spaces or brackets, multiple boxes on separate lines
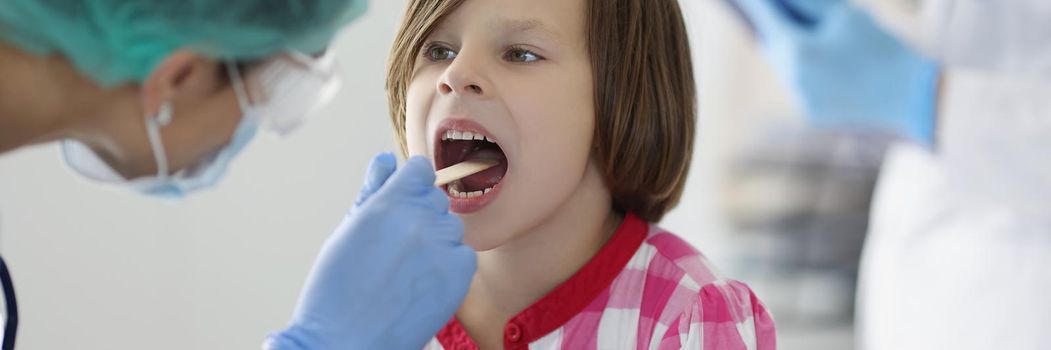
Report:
434,120,509,213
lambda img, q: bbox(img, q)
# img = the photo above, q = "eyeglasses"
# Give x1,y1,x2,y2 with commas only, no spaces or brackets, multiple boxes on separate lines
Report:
235,50,344,135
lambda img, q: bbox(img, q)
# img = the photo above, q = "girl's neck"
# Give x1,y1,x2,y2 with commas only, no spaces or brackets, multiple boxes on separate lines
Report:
457,159,621,349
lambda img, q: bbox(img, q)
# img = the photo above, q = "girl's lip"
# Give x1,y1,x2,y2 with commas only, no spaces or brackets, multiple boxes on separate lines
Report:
446,177,505,214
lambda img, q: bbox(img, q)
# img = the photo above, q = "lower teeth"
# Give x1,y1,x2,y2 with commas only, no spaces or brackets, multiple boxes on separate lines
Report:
448,183,494,198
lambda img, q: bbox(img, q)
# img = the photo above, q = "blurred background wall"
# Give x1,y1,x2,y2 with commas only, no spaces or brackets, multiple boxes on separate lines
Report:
0,0,869,348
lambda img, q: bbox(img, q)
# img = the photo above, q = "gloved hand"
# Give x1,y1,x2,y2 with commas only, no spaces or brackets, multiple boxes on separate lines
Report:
731,0,941,144
264,153,476,350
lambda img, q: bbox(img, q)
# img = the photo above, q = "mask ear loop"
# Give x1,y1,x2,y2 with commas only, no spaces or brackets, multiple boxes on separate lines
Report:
143,62,247,181
144,103,173,179
227,61,252,112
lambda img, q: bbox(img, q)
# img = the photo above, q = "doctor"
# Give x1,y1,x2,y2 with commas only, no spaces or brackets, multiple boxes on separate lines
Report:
729,0,1051,348
0,1,475,350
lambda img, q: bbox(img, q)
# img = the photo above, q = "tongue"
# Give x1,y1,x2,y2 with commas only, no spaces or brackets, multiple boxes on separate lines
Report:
459,148,507,192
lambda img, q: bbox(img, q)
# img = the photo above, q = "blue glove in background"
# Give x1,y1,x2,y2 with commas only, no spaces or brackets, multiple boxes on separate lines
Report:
732,0,941,144
264,154,476,350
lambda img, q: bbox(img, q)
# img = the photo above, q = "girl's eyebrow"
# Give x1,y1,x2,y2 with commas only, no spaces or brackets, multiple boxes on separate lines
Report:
488,18,560,43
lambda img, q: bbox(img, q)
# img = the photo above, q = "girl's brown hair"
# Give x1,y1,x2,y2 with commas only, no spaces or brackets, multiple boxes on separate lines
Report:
386,0,696,222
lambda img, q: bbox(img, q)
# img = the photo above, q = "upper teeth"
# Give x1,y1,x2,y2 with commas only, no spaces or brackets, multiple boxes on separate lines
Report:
443,130,495,143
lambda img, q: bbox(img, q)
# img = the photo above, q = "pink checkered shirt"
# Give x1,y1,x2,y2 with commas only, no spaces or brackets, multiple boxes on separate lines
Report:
426,213,776,350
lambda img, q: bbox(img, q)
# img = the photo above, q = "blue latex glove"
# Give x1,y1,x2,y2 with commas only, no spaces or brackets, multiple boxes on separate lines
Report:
732,0,941,144
264,154,476,350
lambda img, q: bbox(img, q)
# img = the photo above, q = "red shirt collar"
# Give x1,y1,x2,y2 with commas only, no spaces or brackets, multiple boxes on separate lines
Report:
436,212,649,350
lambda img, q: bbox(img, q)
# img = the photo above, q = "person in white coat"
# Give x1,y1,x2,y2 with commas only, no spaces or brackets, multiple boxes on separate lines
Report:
852,1,1051,349
728,0,1051,348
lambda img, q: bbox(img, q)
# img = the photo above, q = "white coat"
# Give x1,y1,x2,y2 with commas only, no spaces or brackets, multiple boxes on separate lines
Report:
852,1,1051,348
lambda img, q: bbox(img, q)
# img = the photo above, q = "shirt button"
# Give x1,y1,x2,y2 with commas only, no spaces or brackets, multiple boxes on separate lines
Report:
505,322,523,343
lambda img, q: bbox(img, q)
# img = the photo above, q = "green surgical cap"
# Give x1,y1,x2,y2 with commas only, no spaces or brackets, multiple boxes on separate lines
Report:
0,0,367,86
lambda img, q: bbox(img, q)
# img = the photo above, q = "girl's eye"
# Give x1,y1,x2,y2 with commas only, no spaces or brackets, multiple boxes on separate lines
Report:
504,47,543,63
423,43,457,61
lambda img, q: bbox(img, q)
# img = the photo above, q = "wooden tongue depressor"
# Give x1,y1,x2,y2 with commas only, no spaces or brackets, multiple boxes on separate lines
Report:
434,159,500,186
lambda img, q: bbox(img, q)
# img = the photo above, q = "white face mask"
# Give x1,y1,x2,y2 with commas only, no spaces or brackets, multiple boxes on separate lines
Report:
61,62,261,198
856,0,1051,77
61,51,341,198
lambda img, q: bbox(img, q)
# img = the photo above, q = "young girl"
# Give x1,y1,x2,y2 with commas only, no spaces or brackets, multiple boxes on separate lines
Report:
386,0,776,348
